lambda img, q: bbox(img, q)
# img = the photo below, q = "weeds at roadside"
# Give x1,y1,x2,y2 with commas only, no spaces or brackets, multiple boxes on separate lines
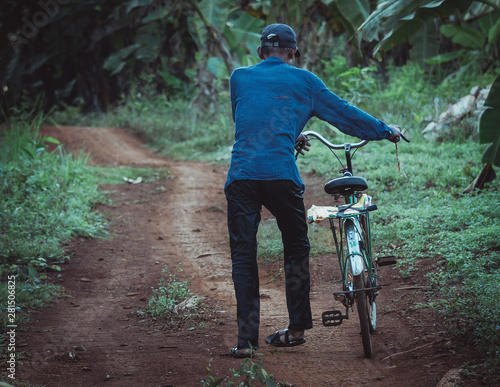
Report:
0,112,107,334
201,357,290,387
0,281,63,331
0,375,44,387
139,264,218,331
144,264,193,316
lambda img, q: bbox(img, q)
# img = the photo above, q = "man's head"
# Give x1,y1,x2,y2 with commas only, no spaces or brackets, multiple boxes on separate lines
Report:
258,23,300,63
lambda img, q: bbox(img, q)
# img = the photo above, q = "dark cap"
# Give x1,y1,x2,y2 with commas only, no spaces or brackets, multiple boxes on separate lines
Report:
260,23,300,57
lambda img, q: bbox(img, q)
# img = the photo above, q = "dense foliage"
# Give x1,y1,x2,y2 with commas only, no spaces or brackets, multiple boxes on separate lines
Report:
2,0,499,115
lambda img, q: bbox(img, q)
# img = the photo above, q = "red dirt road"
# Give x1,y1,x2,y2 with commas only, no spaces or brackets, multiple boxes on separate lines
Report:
14,126,486,387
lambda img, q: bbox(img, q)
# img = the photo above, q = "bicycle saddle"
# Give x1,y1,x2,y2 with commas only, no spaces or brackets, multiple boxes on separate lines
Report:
324,174,368,195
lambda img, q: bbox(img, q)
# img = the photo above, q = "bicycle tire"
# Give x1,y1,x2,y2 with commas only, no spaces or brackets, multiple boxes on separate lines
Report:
345,221,373,358
354,273,373,358
359,214,377,334
367,269,377,334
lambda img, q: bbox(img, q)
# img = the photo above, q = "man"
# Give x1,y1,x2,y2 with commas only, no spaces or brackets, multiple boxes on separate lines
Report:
225,23,402,358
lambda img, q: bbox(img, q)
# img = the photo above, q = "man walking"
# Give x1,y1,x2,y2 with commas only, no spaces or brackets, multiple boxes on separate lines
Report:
225,23,402,358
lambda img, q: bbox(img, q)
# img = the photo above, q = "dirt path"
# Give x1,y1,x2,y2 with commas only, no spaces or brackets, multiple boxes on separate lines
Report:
16,126,481,387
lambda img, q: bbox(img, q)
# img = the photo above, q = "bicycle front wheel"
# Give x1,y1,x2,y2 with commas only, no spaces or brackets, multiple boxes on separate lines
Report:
354,274,373,358
359,214,377,333
345,220,373,358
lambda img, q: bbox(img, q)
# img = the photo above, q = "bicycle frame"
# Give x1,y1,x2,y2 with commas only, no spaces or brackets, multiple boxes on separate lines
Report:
299,129,405,358
301,130,377,294
329,211,376,296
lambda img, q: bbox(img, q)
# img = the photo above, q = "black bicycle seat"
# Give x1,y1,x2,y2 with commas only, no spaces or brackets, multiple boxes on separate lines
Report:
324,176,368,195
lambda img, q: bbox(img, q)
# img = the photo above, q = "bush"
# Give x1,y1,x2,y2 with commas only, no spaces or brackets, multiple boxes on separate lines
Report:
0,112,107,331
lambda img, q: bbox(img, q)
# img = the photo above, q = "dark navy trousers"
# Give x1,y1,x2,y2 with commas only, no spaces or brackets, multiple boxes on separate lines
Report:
225,179,313,350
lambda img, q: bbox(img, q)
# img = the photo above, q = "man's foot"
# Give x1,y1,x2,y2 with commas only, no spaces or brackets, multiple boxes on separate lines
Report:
265,329,305,347
229,346,255,358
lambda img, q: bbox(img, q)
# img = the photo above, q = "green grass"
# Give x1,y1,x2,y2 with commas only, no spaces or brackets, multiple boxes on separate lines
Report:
202,357,285,387
0,280,63,330
0,144,107,277
144,264,193,317
0,115,108,334
140,264,216,331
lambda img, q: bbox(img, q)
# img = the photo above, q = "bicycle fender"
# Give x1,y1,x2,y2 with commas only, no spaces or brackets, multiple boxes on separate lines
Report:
346,228,364,276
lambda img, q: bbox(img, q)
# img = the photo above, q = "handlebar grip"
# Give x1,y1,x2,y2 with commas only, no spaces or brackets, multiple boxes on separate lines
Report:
295,140,306,160
400,133,410,143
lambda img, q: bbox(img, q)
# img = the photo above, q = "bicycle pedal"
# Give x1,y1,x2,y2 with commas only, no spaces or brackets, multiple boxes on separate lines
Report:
376,256,397,266
322,310,345,327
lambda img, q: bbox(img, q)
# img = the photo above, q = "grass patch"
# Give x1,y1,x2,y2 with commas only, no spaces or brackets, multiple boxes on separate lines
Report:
0,280,63,331
0,141,107,279
0,113,108,335
144,264,193,317
202,357,288,387
139,264,214,331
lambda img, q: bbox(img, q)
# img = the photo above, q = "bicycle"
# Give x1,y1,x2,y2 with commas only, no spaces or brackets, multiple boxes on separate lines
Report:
296,130,408,358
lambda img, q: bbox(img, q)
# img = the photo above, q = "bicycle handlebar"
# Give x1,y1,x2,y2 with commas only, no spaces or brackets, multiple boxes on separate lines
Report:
301,130,369,150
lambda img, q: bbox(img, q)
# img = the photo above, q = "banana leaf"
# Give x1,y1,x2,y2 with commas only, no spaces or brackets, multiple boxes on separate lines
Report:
337,0,371,28
479,75,500,167
360,0,474,54
358,0,422,42
425,50,465,64
440,25,485,51
225,12,262,56
104,44,141,75
197,0,235,34
409,20,440,69
207,57,229,79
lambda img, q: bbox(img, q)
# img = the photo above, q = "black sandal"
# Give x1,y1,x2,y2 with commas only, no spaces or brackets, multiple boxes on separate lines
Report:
265,329,305,347
229,346,255,358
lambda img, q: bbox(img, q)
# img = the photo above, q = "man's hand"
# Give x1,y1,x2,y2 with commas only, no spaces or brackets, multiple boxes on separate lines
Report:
295,133,311,155
387,124,403,143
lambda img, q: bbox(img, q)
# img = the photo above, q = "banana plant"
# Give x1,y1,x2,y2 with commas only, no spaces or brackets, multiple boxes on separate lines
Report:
425,9,500,73
357,0,474,55
464,74,500,191
480,74,500,168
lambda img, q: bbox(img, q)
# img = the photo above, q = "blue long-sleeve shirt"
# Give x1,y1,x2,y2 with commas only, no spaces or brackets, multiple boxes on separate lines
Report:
225,57,393,190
